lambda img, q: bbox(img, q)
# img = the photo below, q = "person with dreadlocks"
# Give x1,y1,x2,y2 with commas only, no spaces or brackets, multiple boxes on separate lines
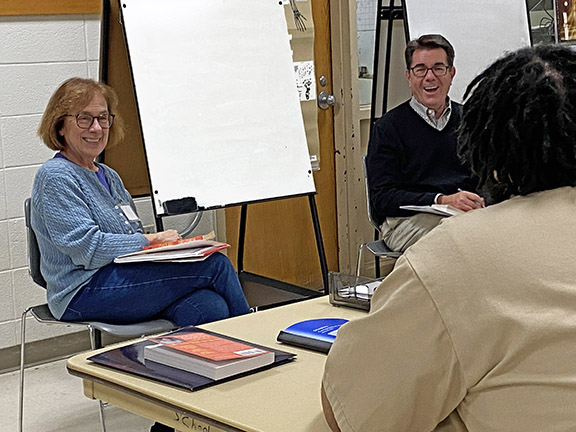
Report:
366,34,484,253
321,44,576,432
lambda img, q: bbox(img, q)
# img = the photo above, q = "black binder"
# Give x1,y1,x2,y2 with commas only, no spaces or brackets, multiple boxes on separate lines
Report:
88,327,296,391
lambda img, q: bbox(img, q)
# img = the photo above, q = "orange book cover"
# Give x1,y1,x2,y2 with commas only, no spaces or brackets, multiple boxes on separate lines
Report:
148,331,269,361
143,231,215,250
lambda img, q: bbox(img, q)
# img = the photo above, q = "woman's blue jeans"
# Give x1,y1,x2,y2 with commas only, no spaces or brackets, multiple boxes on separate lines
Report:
61,253,250,327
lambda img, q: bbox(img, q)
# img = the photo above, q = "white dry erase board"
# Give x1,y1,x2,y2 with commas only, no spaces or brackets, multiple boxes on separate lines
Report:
119,0,315,216
403,0,532,103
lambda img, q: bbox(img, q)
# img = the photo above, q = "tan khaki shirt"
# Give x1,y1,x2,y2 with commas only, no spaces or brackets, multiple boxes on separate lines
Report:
323,187,576,431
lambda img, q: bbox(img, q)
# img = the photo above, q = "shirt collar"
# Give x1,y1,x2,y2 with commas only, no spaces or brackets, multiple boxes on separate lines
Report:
409,96,452,131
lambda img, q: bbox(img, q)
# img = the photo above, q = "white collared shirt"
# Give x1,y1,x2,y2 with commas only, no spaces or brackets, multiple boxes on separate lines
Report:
409,97,452,204
409,96,452,131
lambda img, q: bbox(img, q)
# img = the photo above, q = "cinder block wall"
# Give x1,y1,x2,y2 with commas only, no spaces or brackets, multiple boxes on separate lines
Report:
0,14,101,350
0,14,219,354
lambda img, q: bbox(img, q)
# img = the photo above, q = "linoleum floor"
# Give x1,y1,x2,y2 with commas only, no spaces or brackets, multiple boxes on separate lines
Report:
0,357,153,432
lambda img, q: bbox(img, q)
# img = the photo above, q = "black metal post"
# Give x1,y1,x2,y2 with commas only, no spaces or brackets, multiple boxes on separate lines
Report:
237,204,248,273
374,228,381,278
370,0,384,126
308,195,329,294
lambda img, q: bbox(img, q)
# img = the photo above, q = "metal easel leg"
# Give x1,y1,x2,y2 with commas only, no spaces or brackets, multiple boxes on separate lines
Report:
237,204,248,274
308,195,329,294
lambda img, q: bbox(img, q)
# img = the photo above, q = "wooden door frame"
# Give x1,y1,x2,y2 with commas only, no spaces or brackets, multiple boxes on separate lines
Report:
330,0,366,274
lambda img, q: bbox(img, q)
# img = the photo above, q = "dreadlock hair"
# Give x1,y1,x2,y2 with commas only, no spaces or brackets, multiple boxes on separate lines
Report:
458,44,576,205
405,34,455,68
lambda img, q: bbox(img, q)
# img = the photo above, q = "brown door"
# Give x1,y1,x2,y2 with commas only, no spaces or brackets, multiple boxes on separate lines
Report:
225,0,338,291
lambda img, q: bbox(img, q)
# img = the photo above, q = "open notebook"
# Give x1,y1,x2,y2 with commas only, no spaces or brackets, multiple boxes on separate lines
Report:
399,204,464,217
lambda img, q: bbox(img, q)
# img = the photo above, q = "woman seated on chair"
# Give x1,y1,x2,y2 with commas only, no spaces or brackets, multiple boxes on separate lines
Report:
31,77,250,327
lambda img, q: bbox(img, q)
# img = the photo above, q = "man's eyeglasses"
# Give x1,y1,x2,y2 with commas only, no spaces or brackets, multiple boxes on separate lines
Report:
65,113,115,129
409,63,451,78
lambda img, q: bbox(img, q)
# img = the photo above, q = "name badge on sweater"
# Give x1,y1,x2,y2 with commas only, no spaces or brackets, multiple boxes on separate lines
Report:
119,204,139,222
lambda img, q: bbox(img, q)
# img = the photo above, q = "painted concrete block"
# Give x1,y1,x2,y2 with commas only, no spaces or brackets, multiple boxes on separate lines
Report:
5,166,37,219
2,114,54,167
0,221,10,271
0,320,16,350
88,60,100,80
0,63,88,116
8,218,26,269
0,169,7,220
0,16,87,64
0,270,15,321
85,16,101,61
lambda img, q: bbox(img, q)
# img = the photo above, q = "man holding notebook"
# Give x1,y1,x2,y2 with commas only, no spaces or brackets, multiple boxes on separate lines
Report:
366,34,483,252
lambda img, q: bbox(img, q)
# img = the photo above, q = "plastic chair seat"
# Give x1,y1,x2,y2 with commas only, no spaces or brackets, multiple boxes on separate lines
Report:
364,240,402,258
28,303,175,337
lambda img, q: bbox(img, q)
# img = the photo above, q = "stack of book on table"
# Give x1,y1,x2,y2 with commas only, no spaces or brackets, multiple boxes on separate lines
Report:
145,328,275,380
115,231,229,264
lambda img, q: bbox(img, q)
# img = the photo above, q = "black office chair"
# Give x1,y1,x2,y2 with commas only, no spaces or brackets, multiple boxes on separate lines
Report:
355,155,402,279
19,198,177,432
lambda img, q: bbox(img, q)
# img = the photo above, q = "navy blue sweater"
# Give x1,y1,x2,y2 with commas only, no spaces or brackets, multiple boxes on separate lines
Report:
366,101,475,225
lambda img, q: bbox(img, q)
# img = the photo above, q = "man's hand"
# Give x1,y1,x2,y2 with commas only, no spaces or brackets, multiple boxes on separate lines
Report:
438,190,484,212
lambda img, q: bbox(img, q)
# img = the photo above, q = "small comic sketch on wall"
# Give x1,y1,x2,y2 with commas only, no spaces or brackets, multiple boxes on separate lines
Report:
294,61,317,101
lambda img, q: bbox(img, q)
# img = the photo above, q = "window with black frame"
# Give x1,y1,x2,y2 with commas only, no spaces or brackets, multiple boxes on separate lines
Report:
528,0,556,44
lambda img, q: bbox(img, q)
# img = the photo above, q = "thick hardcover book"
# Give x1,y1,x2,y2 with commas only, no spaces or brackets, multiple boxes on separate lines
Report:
277,318,349,354
145,329,274,380
87,327,295,391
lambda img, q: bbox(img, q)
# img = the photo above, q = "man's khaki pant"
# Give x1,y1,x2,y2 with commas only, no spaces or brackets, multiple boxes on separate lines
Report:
381,213,445,253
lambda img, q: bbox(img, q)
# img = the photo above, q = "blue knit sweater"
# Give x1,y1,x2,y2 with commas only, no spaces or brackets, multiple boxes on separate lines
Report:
31,158,149,319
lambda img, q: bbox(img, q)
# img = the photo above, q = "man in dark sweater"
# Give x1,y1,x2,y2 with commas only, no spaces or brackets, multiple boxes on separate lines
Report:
366,34,483,252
